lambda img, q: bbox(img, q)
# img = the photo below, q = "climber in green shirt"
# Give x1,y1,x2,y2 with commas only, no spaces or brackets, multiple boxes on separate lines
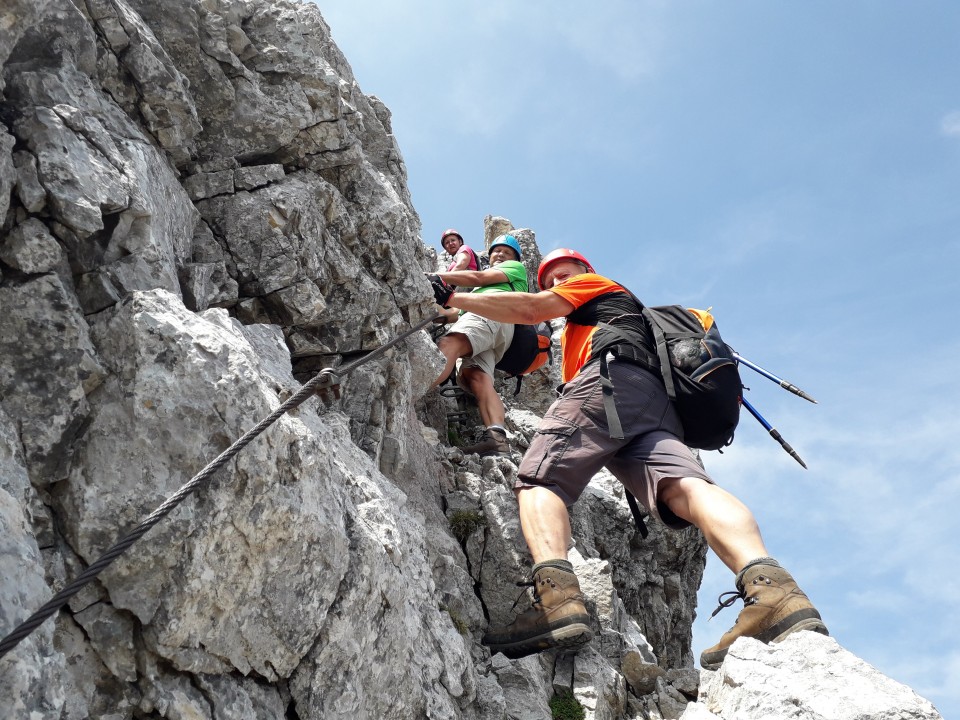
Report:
429,234,528,456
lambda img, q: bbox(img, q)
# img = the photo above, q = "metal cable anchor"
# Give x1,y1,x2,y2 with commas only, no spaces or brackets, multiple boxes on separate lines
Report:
311,368,342,405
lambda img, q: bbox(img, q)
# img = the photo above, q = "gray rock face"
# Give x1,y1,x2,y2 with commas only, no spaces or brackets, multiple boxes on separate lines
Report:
685,633,944,720
0,274,106,485
0,406,67,718
0,0,942,719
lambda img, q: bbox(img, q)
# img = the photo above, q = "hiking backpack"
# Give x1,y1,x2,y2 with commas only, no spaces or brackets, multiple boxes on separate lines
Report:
595,286,742,451
494,321,554,395
639,305,742,451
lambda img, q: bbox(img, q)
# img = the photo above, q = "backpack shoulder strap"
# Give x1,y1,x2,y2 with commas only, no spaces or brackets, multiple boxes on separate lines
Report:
640,306,677,400
467,246,479,270
606,282,675,400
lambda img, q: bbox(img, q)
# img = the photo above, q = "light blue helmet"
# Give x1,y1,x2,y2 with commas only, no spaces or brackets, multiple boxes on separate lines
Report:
490,233,522,260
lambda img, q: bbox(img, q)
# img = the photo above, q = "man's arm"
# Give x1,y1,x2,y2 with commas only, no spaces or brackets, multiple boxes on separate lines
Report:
438,267,509,288
447,289,574,324
434,306,461,324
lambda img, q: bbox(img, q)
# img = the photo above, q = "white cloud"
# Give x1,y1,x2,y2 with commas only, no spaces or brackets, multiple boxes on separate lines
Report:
940,110,960,137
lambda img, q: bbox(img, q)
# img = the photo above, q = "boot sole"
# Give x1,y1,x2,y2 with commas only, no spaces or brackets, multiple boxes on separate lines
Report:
461,447,510,457
760,608,829,645
486,622,593,660
700,609,829,671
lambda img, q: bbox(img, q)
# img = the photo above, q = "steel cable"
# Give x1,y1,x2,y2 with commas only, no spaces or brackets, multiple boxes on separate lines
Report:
0,313,441,659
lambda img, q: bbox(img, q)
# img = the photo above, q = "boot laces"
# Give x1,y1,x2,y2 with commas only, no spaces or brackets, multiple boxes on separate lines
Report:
708,588,757,620
511,580,541,611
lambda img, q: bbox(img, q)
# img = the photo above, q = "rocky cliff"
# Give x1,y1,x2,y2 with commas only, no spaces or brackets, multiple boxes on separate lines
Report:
0,1,944,719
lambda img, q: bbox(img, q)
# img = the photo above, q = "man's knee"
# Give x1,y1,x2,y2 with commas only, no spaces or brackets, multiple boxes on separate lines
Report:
438,332,472,360
658,476,710,512
460,366,493,393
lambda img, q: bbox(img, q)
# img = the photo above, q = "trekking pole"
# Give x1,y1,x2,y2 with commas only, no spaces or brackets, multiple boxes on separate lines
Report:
740,395,808,469
731,352,817,404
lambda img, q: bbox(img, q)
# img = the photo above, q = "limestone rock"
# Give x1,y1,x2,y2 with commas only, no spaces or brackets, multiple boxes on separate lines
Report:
686,632,944,720
0,0,55,92
1,130,14,221
0,218,68,275
13,106,129,237
12,150,47,213
0,406,68,720
0,274,106,485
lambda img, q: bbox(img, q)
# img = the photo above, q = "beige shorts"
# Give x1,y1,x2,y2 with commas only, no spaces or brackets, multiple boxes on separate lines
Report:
447,312,515,379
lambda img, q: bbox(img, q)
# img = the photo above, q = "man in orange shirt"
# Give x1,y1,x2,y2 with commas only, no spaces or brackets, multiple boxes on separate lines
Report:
430,249,827,667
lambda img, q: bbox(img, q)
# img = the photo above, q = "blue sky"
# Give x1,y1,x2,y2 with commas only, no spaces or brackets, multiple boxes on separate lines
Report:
318,2,960,715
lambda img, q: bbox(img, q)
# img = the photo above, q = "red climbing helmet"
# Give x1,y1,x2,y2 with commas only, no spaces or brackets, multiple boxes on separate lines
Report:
440,228,464,246
537,248,594,288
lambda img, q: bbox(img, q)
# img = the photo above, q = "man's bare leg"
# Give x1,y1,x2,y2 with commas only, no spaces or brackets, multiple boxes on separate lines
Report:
658,476,767,573
432,333,472,388
459,367,506,427
516,486,572,564
482,484,592,658
658,477,829,668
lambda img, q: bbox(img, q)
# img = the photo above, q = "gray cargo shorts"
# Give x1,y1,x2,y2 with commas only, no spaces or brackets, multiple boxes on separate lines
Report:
516,357,713,529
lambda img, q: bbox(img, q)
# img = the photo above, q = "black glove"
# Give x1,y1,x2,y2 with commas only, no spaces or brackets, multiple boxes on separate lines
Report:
427,273,455,307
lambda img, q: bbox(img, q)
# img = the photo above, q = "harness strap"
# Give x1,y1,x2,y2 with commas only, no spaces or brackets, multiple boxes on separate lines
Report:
624,490,649,539
586,285,673,542
466,246,480,271
594,323,657,371
599,352,624,440
592,318,660,443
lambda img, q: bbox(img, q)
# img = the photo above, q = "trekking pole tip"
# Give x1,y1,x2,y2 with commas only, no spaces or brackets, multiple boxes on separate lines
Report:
782,381,818,404
769,428,808,469
790,451,808,469
736,353,819,404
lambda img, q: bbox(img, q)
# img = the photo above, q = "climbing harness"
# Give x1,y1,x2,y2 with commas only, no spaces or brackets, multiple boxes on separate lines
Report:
0,312,442,660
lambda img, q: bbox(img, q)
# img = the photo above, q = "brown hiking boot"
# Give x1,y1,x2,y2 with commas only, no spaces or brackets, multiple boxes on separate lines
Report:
700,561,828,670
461,426,510,456
482,561,594,659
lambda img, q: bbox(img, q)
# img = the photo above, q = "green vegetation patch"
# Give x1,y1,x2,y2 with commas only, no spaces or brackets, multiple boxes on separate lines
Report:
439,604,470,635
550,689,585,720
448,509,486,542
